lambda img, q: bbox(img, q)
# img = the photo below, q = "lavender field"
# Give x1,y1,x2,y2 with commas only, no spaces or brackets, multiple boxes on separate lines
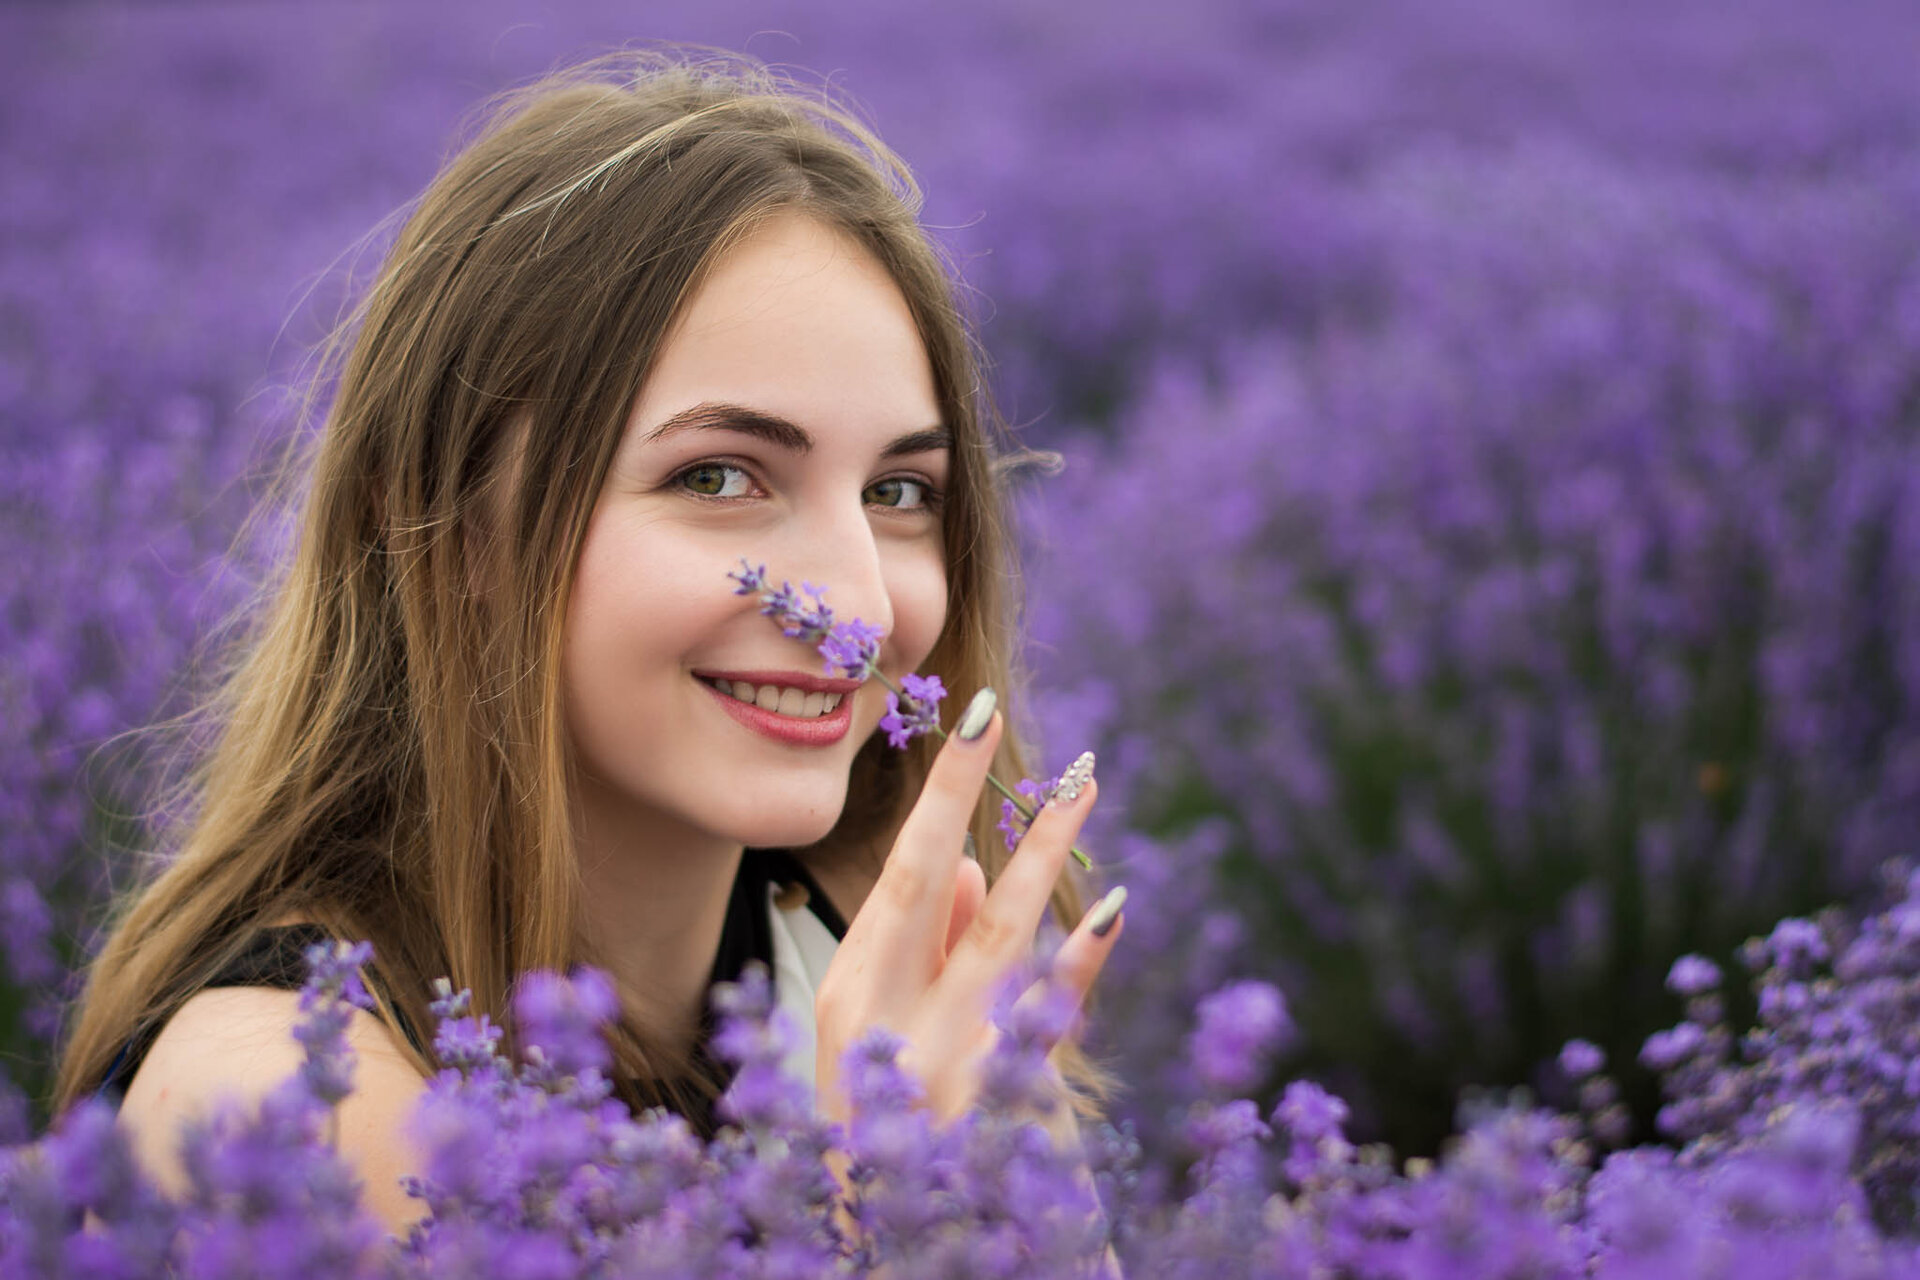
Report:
5,0,1920,1272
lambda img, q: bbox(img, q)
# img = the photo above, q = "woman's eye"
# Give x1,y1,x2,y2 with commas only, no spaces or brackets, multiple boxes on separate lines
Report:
676,463,754,498
864,477,933,510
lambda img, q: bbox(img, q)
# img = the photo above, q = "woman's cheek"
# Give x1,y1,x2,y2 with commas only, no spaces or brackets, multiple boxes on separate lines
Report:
896,551,950,673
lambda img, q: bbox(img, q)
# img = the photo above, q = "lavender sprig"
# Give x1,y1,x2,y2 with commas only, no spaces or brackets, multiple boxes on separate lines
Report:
880,673,947,749
731,560,1094,871
295,939,377,1110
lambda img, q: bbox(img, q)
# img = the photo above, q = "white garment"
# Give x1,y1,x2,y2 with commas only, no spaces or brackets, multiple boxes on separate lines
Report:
765,881,842,1100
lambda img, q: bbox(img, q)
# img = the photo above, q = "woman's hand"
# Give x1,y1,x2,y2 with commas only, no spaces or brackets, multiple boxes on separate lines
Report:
813,698,1123,1132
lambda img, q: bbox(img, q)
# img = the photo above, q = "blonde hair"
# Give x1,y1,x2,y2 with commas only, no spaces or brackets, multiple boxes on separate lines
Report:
56,47,1115,1128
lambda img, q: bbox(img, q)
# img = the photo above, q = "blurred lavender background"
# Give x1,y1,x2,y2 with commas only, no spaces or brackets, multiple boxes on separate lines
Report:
4,0,1917,1173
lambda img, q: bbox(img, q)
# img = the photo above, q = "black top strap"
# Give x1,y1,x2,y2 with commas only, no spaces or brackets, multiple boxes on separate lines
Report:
205,921,339,990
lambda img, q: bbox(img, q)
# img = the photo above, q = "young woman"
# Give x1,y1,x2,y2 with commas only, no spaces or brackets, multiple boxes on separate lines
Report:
52,49,1126,1233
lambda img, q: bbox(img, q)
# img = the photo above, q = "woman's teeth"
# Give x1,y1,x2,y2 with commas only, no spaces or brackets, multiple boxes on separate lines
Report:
704,678,843,719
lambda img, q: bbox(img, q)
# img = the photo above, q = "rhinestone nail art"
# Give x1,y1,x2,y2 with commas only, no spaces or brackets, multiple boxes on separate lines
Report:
1052,750,1096,804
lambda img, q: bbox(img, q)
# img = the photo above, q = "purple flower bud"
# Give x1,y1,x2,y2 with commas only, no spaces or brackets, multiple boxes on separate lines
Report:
818,618,883,679
298,938,375,1013
514,968,619,1079
999,778,1052,851
878,673,946,749
1640,1021,1708,1072
1558,1038,1606,1080
1188,980,1293,1095
1273,1079,1349,1146
1763,918,1831,970
289,939,377,1108
427,975,491,1065
1183,1097,1272,1154
737,567,839,646
727,558,769,597
1666,954,1722,997
435,1015,500,1063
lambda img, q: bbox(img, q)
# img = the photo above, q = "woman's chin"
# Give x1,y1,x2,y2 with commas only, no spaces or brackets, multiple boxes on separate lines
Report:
728,803,846,852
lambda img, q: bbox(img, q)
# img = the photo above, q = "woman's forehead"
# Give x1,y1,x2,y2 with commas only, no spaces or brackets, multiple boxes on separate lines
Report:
627,213,941,452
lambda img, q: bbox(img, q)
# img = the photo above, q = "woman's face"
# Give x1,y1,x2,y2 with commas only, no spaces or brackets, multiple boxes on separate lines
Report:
562,211,951,856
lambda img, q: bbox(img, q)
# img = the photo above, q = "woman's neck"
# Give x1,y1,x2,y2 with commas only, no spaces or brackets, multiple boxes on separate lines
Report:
571,780,746,1042
791,838,882,926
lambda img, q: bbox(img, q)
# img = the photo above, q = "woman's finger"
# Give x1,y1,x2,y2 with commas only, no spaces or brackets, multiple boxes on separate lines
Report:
944,849,987,957
1046,885,1127,1014
832,692,1001,1002
1005,884,1127,1052
938,769,1098,1009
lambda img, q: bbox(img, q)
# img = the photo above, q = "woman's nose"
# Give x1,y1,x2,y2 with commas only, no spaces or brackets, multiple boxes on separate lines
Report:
788,507,894,644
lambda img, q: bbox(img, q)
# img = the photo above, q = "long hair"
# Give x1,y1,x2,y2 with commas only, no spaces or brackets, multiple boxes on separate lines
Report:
55,48,1115,1125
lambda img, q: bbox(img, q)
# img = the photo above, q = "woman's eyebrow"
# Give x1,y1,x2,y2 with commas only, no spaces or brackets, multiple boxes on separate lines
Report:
880,427,952,458
644,401,950,457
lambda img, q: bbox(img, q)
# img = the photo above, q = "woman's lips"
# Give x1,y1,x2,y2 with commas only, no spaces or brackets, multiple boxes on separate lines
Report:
696,675,856,746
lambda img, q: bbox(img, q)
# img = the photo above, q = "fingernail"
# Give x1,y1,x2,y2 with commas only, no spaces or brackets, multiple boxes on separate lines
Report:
962,832,978,861
1051,750,1096,804
1085,885,1128,938
956,687,997,741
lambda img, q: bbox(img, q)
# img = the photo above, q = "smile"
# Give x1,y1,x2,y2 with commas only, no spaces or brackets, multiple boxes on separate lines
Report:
693,670,860,747
699,676,845,718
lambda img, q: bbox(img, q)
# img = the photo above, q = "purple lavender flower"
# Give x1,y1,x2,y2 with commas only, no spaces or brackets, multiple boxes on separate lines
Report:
1640,1022,1709,1072
513,968,619,1080
1188,980,1294,1096
428,977,505,1074
1666,953,1723,998
878,673,946,750
980,971,1079,1119
6,1098,178,1275
711,963,814,1133
289,939,375,1108
1760,917,1831,973
300,939,375,1011
1646,868,1920,1234
731,559,839,648
780,583,836,642
998,778,1052,851
1268,1078,1353,1193
1558,1038,1606,1080
727,559,769,598
706,966,845,1268
165,945,389,1273
835,971,1112,1278
734,560,879,681
818,618,883,680
1274,1080,1349,1145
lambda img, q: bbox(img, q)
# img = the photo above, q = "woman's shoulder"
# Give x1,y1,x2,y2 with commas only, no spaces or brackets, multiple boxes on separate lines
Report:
123,983,420,1105
117,961,431,1230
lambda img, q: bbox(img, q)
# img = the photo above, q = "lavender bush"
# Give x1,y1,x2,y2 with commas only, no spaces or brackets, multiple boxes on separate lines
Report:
1024,146,1920,1154
1623,860,1920,1237
9,877,1920,1276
